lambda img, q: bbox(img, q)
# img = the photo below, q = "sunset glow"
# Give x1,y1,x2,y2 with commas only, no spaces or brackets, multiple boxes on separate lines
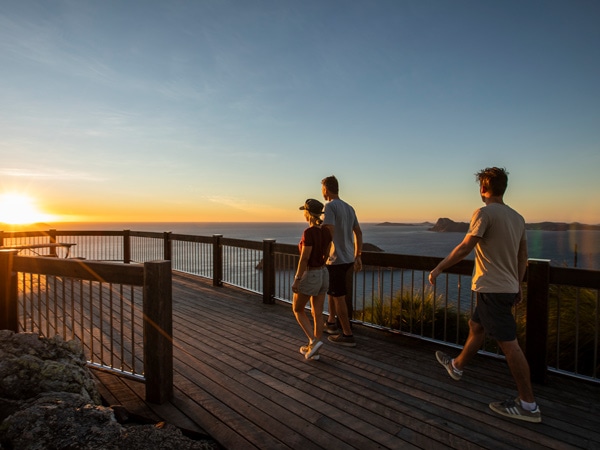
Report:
1,3,599,225
0,193,54,225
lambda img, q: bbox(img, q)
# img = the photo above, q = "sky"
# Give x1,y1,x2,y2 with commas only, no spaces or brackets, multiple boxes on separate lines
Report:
1,0,599,225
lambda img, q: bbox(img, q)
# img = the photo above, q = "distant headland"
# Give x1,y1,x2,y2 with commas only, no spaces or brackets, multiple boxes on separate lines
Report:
377,219,600,232
376,221,434,227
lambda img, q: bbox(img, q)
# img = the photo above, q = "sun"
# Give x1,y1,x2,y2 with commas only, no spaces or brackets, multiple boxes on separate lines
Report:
0,193,54,225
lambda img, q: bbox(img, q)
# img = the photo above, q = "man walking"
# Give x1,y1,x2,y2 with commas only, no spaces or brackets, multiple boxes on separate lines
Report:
321,175,363,347
429,167,541,423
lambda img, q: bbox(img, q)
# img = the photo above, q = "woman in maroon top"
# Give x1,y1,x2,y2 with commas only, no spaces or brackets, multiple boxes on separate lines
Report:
292,199,332,360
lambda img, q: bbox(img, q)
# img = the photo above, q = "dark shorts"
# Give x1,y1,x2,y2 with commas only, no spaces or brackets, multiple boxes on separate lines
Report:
472,292,518,342
326,263,353,297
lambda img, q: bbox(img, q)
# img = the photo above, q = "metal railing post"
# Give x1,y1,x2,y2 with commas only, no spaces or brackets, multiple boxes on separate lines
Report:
0,250,19,332
213,235,223,287
143,260,173,404
263,239,276,304
526,259,550,384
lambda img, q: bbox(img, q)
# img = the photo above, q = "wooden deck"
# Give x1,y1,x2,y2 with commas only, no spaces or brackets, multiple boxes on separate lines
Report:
93,272,600,450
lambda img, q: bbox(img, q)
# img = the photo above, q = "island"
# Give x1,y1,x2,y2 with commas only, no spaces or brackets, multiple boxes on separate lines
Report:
426,218,600,232
376,219,600,232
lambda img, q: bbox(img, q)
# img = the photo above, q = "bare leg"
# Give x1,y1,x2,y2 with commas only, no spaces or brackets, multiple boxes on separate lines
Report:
498,339,536,403
332,295,353,335
326,294,337,324
311,294,325,340
293,293,314,342
454,319,485,371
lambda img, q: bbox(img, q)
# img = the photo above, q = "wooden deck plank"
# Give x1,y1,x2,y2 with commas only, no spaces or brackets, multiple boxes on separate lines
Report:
92,370,160,421
174,305,452,448
88,272,600,450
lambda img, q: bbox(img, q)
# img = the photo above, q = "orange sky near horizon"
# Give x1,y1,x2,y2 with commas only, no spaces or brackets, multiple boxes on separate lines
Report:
2,189,599,227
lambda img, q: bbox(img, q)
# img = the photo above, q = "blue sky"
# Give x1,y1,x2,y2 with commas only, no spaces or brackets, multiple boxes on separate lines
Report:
1,0,599,224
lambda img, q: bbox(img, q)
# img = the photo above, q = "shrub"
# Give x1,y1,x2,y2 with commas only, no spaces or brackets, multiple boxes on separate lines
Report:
517,285,599,377
356,287,470,345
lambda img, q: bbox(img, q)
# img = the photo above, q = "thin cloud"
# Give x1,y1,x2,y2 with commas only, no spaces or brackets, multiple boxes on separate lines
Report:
0,168,106,181
201,195,276,213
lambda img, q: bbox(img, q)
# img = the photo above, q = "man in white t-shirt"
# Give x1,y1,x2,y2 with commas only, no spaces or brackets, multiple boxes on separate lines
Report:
321,175,363,347
429,167,541,423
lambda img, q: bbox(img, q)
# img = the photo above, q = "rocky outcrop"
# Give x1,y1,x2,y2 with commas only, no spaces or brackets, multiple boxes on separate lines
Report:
429,218,600,233
0,330,217,450
376,222,434,227
429,218,469,233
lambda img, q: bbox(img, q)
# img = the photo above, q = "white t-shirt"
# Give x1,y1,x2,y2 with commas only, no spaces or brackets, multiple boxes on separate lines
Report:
468,203,526,293
323,198,359,265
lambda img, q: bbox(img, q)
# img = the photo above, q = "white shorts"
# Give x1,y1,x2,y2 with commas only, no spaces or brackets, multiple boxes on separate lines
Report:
297,266,329,296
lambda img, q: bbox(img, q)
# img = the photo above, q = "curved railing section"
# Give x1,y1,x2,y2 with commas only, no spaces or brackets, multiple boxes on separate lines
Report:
1,228,598,384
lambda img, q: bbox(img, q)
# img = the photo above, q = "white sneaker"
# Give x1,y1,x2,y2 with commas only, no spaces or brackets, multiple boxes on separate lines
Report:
305,340,323,360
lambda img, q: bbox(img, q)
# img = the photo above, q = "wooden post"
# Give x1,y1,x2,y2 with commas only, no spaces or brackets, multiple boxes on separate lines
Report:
123,230,131,264
49,229,58,257
212,235,223,287
0,250,19,332
262,239,276,304
345,264,354,321
143,260,173,404
526,259,550,384
163,232,172,261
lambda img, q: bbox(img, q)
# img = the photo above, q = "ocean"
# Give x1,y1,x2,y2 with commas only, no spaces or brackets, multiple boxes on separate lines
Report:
53,222,600,270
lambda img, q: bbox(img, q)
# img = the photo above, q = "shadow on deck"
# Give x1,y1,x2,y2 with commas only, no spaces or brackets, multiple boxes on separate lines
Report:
93,272,600,450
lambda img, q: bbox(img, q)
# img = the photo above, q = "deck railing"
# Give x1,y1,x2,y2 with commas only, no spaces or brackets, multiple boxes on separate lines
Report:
1,229,598,385
0,249,173,404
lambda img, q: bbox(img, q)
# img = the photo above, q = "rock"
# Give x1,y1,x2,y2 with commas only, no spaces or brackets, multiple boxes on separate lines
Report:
0,331,99,403
429,218,469,233
363,242,384,252
1,392,122,450
428,218,600,232
0,331,218,450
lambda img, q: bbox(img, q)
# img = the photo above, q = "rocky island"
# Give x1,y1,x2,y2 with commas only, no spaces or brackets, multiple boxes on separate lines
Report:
377,219,600,233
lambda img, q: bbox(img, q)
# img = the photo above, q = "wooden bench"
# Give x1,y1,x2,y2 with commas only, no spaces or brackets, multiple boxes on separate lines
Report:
0,243,76,258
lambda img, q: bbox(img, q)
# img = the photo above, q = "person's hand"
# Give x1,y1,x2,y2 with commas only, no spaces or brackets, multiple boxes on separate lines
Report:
292,280,299,293
428,268,439,285
354,256,362,272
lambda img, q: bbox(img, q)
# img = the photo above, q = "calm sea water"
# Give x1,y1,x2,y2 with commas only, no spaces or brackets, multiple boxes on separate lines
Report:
54,222,600,270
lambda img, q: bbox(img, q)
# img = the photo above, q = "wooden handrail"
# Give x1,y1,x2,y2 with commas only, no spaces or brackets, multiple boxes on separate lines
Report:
0,252,173,404
2,228,600,384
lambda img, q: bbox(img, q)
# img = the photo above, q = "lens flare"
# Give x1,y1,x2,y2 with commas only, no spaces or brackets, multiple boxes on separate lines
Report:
0,193,54,224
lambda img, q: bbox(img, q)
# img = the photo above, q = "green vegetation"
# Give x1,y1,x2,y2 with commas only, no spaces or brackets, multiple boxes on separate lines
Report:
516,285,599,377
357,284,599,378
355,287,469,344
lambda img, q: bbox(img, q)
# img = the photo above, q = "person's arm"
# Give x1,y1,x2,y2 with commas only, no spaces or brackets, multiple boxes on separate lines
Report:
353,224,363,272
429,234,480,285
515,237,528,303
292,245,312,293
